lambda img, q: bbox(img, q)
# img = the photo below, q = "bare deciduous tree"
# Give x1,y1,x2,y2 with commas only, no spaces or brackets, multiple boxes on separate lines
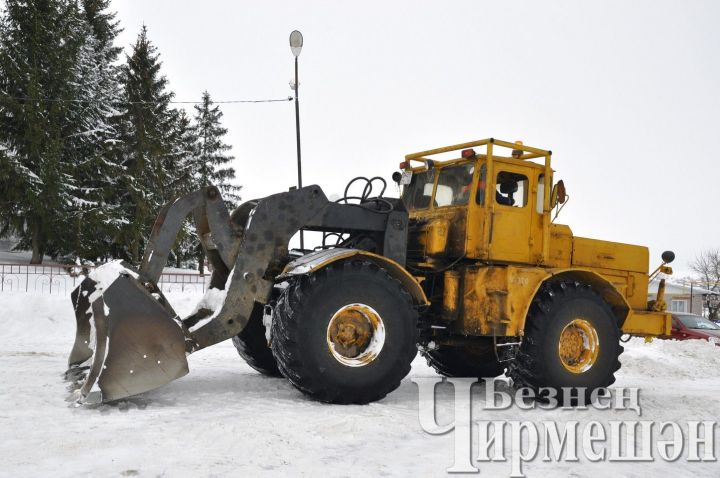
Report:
690,249,720,320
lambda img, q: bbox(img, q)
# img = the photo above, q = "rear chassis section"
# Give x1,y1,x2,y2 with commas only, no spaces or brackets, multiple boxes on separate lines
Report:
414,263,671,351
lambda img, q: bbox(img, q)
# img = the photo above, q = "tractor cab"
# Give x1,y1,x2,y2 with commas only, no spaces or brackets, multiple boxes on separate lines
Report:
399,139,561,268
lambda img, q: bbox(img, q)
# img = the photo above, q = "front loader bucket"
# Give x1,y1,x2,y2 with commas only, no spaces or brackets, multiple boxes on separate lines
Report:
67,272,189,403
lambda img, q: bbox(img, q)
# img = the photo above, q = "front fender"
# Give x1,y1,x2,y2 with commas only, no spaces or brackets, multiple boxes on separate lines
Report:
521,268,632,329
280,248,428,306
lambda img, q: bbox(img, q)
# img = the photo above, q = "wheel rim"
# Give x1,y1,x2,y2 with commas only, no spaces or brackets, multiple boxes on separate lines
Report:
558,318,599,374
326,303,385,367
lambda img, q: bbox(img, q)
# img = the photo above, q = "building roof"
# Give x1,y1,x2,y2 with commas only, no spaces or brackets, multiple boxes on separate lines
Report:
649,278,714,296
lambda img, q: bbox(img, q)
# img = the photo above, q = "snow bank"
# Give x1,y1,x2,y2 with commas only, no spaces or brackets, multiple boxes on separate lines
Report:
192,287,227,314
188,270,234,332
188,287,227,332
620,336,720,380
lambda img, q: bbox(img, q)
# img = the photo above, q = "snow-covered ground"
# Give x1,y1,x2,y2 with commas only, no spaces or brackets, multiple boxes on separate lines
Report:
1,290,718,477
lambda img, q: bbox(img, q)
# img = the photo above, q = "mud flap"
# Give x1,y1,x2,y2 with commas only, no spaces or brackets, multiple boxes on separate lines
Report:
67,275,189,402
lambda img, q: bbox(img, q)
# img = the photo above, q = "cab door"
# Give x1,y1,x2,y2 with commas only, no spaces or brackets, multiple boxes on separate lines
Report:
488,166,534,264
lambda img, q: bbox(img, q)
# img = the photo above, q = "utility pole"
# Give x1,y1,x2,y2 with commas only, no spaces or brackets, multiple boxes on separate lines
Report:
690,282,694,314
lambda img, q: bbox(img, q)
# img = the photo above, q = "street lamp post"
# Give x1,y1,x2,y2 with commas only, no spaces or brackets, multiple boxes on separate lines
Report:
290,30,304,250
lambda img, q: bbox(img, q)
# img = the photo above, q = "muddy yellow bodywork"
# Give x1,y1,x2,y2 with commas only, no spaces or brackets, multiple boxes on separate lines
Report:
402,139,671,339
437,264,670,339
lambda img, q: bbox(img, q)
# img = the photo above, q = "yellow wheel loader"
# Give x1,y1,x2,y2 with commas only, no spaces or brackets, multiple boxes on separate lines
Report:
66,138,674,404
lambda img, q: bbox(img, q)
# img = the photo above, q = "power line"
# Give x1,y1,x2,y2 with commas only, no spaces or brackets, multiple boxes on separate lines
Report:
171,97,293,104
0,95,294,105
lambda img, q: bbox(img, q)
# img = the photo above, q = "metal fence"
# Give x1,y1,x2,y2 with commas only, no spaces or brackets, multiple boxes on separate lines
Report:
0,263,209,295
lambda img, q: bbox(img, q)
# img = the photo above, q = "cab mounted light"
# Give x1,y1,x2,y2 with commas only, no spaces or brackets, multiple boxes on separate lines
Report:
461,148,476,159
399,161,409,169
511,140,524,159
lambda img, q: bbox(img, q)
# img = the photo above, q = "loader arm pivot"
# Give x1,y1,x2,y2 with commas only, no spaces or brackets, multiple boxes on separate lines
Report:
188,185,331,349
140,186,238,284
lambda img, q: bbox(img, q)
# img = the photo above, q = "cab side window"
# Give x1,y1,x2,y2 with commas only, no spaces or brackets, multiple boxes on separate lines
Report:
495,172,528,207
536,174,545,214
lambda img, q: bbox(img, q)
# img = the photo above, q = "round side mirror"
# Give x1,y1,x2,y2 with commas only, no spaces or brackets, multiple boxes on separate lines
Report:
391,172,402,184
661,250,675,264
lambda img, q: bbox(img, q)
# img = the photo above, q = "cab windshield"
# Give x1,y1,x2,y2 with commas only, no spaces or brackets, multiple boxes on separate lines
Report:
436,163,474,207
401,163,475,210
401,170,434,210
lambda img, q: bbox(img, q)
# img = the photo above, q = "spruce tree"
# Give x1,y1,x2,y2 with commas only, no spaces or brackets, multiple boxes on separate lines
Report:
190,91,241,272
64,4,124,261
0,4,240,270
0,0,86,263
81,0,122,63
193,91,241,206
168,109,199,268
114,25,180,263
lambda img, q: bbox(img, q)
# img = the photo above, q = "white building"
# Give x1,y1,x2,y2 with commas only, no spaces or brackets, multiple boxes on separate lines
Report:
648,278,714,315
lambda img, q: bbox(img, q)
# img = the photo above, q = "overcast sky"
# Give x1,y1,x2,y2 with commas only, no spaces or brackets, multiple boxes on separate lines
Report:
115,0,719,276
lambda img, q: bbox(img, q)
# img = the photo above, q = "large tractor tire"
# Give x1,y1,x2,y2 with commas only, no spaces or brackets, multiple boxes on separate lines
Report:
507,281,623,403
270,260,419,404
424,340,506,378
231,304,281,377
